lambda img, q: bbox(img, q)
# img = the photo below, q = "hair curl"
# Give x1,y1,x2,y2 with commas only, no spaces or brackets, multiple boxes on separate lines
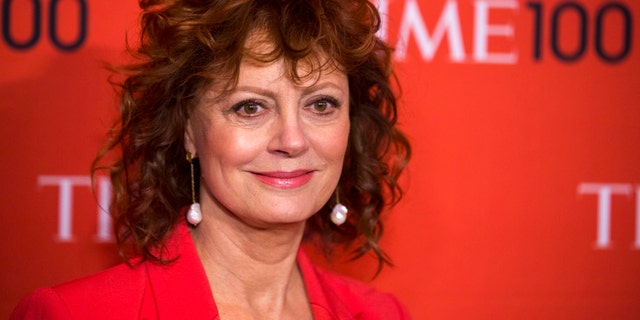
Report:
94,0,411,271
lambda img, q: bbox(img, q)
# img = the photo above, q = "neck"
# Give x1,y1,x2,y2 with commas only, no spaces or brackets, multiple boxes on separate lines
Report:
190,205,310,319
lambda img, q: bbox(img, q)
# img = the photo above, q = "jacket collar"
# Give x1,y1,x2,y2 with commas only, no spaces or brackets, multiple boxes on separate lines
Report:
146,222,219,319
297,249,358,319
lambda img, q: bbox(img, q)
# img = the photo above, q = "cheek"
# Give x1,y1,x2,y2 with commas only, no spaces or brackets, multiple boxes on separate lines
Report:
313,122,350,162
196,126,266,168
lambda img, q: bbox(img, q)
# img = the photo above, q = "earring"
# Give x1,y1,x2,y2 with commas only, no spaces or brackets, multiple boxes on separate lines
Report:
330,190,348,226
186,152,202,226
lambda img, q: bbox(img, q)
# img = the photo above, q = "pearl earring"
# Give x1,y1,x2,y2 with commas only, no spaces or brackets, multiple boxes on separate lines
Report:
186,152,202,226
330,190,348,226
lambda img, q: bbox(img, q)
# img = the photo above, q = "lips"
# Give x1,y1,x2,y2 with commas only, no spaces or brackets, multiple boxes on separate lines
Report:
251,170,315,188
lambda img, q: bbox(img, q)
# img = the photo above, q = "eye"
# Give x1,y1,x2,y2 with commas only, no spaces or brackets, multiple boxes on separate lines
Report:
314,101,330,112
232,100,264,116
309,97,339,113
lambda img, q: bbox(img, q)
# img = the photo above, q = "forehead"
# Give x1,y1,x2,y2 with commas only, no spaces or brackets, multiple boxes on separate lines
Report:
200,49,347,104
240,29,343,85
236,58,346,91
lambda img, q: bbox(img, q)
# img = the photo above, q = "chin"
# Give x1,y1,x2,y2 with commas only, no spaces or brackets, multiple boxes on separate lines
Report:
256,205,319,225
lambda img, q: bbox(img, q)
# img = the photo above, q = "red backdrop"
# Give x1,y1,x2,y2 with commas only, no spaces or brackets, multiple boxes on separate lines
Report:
1,0,639,318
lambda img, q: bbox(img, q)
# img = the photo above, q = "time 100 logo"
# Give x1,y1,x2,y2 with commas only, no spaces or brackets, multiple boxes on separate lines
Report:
527,1,632,63
2,0,87,51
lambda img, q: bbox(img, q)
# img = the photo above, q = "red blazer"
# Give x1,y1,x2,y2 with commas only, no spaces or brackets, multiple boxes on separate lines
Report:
12,222,410,319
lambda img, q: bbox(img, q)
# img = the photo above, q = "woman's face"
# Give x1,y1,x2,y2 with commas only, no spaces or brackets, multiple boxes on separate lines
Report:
185,58,350,228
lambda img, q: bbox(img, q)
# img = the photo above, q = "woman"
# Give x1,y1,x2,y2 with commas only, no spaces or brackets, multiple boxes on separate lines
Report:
13,0,411,318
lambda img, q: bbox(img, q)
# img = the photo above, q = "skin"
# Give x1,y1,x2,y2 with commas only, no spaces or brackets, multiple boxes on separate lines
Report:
184,53,350,319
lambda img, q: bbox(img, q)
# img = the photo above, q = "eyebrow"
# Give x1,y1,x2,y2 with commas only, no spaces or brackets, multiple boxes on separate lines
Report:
232,85,274,98
300,81,345,96
231,81,346,98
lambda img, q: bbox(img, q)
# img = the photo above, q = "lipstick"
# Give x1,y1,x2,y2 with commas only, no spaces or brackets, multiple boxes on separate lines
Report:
252,170,314,188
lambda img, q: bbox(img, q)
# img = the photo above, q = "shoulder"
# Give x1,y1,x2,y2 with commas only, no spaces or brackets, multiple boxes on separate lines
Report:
11,287,71,320
312,266,411,319
11,262,149,320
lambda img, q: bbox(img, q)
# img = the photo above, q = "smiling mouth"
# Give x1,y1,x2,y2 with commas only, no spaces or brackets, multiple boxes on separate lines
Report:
251,170,315,188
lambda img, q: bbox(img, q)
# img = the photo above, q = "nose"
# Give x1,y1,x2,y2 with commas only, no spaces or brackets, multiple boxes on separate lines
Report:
268,110,309,157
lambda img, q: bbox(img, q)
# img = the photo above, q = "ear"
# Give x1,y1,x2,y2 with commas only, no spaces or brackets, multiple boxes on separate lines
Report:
184,117,197,156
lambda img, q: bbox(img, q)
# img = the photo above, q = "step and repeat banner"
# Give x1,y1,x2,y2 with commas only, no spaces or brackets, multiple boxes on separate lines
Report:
1,0,639,318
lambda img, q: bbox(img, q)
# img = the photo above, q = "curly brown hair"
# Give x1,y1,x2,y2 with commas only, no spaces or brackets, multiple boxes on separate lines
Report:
94,0,411,271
